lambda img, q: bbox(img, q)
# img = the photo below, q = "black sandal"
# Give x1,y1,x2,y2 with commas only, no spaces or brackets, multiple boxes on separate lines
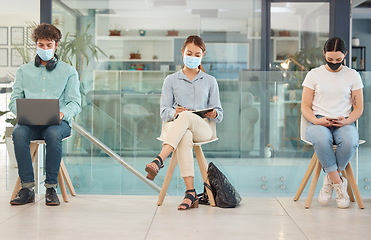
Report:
178,189,199,210
145,156,164,181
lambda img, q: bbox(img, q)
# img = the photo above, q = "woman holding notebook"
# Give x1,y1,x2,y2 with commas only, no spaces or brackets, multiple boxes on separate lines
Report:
145,35,223,210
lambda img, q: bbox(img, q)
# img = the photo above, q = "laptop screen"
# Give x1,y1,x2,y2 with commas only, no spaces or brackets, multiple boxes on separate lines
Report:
16,99,60,126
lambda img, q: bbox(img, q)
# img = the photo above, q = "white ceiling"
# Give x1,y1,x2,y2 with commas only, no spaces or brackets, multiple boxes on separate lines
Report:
60,0,258,18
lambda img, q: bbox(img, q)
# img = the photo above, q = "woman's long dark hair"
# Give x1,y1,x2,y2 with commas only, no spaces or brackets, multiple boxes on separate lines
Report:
323,37,347,54
182,35,206,72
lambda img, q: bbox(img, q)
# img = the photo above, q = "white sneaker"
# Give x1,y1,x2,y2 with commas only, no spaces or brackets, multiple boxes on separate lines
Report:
333,177,350,209
318,174,333,205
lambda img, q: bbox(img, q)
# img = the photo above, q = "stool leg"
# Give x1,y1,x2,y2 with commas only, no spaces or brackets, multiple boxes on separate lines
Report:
157,154,177,206
345,163,364,209
341,170,355,202
11,177,22,201
305,160,322,209
294,153,317,201
60,159,76,196
11,143,39,201
194,145,216,207
58,168,68,203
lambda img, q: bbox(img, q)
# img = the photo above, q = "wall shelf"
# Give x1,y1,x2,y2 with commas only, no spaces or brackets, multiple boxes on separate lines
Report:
93,70,174,93
96,36,174,62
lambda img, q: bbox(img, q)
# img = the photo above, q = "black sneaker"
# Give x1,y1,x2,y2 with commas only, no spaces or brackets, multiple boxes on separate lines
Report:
10,188,35,205
45,188,60,206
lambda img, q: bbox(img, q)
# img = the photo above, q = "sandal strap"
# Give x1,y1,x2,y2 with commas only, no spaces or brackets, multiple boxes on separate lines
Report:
151,156,164,169
180,189,197,209
183,193,197,202
185,189,196,193
179,203,190,209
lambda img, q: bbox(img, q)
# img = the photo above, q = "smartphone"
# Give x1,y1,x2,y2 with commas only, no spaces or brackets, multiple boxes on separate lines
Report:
327,117,339,121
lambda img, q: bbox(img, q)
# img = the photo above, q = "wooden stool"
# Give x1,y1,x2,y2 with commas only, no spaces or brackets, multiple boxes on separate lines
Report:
157,120,218,207
294,116,365,209
11,138,76,203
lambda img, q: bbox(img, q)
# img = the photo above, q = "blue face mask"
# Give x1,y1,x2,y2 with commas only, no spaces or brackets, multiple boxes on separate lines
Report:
183,56,202,69
37,47,55,61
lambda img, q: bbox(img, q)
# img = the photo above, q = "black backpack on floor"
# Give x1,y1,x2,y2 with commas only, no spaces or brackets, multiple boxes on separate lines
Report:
198,162,242,208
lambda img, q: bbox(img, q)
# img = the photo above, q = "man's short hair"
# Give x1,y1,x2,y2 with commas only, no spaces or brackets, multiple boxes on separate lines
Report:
32,23,62,43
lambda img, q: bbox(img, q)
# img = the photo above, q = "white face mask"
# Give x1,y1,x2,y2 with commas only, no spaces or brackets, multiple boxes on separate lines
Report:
37,47,54,61
183,56,202,69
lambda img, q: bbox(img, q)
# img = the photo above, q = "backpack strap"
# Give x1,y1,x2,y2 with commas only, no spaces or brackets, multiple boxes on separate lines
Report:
203,181,212,191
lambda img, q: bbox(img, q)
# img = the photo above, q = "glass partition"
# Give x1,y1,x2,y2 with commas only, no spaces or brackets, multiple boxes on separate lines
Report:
57,69,371,197
49,0,371,198
358,71,371,195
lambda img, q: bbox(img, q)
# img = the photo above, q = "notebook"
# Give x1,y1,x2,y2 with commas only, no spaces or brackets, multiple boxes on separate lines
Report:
16,99,60,126
191,108,214,118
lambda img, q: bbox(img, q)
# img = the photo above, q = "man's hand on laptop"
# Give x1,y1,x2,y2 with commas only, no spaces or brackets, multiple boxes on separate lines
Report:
60,112,64,121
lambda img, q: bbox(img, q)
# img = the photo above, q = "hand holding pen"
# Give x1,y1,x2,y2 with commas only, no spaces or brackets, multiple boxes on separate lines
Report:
174,102,188,118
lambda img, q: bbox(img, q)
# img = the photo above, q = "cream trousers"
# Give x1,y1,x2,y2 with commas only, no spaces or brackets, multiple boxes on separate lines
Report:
162,111,213,177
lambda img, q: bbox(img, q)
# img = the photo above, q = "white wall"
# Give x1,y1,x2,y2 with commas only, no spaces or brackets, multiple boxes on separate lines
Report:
0,0,40,77
0,0,39,141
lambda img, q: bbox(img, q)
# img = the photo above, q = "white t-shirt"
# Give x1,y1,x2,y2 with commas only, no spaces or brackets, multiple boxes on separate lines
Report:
302,65,364,118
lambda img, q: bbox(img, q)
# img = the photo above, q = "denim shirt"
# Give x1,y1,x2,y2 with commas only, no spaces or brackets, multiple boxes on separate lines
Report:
9,60,81,126
160,70,223,123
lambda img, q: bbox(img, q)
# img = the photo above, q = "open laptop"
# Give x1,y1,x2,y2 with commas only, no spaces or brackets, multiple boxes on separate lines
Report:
16,99,60,126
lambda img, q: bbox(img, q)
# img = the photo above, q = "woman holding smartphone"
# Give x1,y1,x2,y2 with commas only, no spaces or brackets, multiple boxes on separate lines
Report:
145,35,223,210
301,37,364,208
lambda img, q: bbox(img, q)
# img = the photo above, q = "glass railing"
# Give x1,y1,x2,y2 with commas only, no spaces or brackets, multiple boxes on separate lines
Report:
356,71,371,195
6,69,369,197
1,73,15,191
61,90,163,195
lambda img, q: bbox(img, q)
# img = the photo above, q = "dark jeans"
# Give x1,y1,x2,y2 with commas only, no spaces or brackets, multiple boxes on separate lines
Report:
12,121,71,188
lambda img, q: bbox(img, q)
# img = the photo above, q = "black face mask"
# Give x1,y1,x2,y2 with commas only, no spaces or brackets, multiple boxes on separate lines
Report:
325,59,344,71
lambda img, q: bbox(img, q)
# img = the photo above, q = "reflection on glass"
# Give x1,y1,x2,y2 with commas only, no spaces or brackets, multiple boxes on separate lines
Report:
50,1,370,198
270,2,329,69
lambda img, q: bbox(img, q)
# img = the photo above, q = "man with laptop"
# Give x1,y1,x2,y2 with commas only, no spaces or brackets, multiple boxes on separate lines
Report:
8,23,81,206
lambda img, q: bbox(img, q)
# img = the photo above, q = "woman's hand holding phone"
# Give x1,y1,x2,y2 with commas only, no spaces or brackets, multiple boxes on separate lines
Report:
329,116,349,127
316,117,334,127
320,116,349,127
326,117,339,121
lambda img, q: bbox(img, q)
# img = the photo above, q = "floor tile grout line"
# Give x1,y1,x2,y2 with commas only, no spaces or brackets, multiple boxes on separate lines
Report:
144,205,159,240
0,198,43,225
275,197,310,240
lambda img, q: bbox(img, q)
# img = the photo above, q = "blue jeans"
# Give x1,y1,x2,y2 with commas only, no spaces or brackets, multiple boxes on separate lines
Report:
12,121,71,188
306,116,359,173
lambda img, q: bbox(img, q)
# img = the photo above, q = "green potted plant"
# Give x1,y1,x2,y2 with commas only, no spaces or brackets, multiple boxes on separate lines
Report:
58,23,107,81
54,23,107,155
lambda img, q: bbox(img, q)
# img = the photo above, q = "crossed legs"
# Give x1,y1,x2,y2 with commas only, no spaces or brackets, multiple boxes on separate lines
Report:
145,111,212,209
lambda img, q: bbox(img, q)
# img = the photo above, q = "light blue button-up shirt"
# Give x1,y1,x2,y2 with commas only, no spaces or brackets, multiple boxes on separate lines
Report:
9,60,81,126
160,70,223,123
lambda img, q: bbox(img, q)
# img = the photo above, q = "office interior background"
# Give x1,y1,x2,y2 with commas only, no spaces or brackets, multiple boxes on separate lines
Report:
0,0,371,198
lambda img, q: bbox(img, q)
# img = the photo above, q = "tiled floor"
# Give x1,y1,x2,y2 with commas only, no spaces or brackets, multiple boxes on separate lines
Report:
0,191,369,240
1,144,371,239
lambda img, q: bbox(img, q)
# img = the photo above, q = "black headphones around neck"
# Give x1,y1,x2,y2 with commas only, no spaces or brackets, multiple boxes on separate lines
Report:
34,54,59,71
